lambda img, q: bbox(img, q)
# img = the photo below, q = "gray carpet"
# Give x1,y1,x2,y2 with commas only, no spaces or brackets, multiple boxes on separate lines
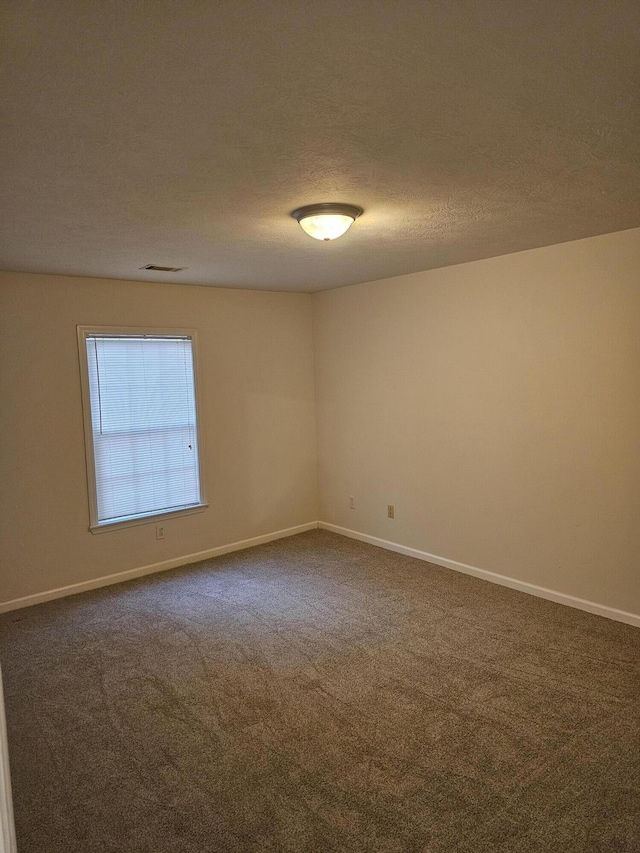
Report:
1,529,639,852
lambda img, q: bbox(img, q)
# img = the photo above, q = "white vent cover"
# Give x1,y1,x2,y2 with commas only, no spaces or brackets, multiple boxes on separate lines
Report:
140,264,186,273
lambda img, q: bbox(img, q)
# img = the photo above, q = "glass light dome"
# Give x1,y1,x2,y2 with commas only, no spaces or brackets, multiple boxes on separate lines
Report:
292,203,363,242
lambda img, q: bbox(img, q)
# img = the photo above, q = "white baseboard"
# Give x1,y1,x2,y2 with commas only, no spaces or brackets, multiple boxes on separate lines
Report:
319,522,640,628
0,522,318,614
3,520,638,629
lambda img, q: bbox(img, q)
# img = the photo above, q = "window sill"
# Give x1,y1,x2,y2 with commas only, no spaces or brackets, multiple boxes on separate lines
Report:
89,503,209,534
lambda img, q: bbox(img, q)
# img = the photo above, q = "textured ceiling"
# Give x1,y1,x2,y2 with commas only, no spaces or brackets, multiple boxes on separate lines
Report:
1,0,639,292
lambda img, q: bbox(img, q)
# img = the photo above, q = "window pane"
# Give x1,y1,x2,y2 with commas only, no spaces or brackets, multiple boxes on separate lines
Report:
85,334,202,524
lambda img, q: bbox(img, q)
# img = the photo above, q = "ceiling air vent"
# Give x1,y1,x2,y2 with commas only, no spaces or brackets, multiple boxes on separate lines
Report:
140,264,187,273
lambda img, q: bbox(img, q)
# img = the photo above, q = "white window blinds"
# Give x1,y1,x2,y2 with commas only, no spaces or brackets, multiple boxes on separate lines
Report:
84,333,202,526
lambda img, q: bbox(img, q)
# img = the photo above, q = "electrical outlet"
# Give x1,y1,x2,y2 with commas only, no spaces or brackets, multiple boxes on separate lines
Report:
349,496,355,509
387,505,395,519
156,524,165,540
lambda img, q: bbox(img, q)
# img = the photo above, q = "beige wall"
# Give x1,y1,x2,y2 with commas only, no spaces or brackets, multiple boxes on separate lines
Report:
0,273,317,603
313,228,640,615
2,228,639,616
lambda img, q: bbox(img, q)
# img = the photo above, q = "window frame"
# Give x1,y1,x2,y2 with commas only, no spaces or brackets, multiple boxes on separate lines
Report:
77,325,208,534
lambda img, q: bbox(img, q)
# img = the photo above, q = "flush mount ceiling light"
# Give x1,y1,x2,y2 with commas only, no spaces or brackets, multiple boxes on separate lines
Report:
291,203,363,241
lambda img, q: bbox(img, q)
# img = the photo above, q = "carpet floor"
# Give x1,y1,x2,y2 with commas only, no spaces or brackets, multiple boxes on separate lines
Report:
1,529,639,852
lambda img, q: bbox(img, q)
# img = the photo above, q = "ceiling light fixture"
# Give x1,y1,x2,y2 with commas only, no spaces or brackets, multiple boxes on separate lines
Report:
291,203,363,242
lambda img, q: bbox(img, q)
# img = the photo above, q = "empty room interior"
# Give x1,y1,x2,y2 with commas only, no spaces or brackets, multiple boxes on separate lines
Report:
1,2,639,851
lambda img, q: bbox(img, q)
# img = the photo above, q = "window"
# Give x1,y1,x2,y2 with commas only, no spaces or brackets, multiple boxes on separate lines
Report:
78,327,207,532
